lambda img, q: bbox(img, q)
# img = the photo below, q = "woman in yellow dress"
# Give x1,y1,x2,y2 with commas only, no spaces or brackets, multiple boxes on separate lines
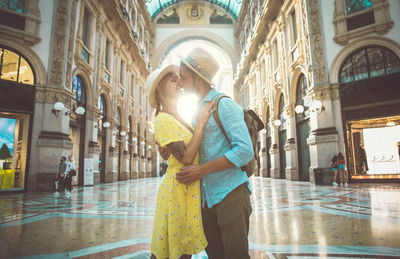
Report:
146,64,214,259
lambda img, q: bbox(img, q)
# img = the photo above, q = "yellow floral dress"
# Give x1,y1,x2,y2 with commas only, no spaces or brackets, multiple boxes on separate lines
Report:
150,112,207,259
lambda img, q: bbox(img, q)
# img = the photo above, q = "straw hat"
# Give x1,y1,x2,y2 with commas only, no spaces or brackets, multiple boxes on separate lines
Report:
180,47,219,85
145,64,179,108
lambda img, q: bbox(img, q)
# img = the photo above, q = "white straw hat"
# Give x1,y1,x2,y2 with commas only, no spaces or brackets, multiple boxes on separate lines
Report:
145,64,179,108
180,47,219,85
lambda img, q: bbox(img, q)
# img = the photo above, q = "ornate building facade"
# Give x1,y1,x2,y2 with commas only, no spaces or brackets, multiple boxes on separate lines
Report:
1,0,399,192
234,0,400,182
0,0,156,191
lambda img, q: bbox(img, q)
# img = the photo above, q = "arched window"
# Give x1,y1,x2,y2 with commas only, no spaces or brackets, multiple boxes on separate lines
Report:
99,95,106,118
0,47,34,84
340,46,400,83
72,75,86,104
295,74,309,119
296,74,307,105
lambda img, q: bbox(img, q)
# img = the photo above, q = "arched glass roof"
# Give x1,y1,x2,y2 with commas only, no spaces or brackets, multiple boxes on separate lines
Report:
145,0,242,20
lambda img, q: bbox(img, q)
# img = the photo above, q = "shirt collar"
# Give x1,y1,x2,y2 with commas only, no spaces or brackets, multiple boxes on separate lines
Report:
201,88,218,102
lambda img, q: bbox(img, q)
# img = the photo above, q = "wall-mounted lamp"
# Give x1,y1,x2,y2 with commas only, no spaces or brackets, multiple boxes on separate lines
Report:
273,119,282,127
132,137,137,142
295,104,304,114
52,102,65,117
103,121,111,128
140,141,145,145
120,130,127,136
75,106,86,115
312,100,325,113
147,145,152,149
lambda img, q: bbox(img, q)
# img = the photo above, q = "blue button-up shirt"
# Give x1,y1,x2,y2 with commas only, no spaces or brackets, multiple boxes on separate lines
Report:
192,88,253,208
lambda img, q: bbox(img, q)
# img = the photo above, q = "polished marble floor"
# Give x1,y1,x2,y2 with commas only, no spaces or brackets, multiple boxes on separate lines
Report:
1,177,400,259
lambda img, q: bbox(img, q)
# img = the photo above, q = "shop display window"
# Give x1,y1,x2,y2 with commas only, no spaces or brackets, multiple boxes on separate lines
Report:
0,115,29,190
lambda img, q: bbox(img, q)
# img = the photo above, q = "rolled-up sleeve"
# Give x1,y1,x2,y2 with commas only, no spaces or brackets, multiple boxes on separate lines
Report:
218,98,254,168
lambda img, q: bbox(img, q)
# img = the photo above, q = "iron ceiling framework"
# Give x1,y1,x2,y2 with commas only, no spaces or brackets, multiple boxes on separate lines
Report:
145,0,242,20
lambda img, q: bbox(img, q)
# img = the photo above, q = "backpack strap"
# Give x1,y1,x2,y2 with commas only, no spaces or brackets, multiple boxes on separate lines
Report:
212,95,231,147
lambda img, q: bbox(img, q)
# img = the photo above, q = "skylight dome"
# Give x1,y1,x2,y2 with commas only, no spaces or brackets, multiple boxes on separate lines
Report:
145,0,242,20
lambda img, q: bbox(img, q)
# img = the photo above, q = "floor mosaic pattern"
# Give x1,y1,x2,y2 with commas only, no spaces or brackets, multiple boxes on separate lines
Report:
1,177,400,258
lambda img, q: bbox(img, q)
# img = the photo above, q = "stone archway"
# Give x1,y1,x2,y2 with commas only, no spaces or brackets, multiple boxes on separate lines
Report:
151,30,237,69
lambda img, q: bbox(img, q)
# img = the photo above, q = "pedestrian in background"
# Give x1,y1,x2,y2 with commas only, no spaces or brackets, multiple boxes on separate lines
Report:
54,156,67,196
337,152,348,187
64,155,75,196
330,154,339,187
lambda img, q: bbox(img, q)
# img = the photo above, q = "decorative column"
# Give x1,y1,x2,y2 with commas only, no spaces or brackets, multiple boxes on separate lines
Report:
106,121,118,182
86,107,101,185
34,88,73,191
118,127,129,180
307,86,339,183
30,0,74,191
284,106,299,181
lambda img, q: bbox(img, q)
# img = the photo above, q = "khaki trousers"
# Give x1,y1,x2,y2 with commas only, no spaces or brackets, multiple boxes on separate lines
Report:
202,184,252,259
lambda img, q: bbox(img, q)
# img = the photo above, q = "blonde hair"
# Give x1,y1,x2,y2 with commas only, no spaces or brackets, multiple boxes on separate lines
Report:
155,72,179,116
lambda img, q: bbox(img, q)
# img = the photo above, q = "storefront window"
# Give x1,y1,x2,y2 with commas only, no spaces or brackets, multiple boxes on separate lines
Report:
340,46,400,83
0,115,29,190
0,48,34,84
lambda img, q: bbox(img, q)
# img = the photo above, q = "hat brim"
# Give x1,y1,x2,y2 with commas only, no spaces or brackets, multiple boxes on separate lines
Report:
147,65,179,108
179,56,214,86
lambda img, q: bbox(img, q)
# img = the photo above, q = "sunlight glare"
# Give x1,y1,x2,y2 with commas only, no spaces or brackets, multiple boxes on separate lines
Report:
160,40,233,125
177,93,199,125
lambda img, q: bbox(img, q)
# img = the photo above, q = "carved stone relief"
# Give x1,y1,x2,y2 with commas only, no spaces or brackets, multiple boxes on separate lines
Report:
66,0,78,91
49,0,69,86
307,0,328,85
35,86,73,106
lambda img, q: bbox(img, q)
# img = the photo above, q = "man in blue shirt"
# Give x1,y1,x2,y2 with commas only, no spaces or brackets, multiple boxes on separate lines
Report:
175,47,254,259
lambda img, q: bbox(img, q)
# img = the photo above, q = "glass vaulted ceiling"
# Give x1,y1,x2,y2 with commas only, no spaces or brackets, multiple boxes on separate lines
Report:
145,0,242,20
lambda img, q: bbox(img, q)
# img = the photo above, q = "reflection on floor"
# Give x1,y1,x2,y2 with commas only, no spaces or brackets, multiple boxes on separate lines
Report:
1,177,400,258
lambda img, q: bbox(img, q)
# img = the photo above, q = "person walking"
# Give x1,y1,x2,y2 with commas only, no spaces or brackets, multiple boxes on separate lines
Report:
337,152,348,186
330,154,339,186
175,48,254,259
146,64,214,259
64,155,75,196
54,156,67,196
